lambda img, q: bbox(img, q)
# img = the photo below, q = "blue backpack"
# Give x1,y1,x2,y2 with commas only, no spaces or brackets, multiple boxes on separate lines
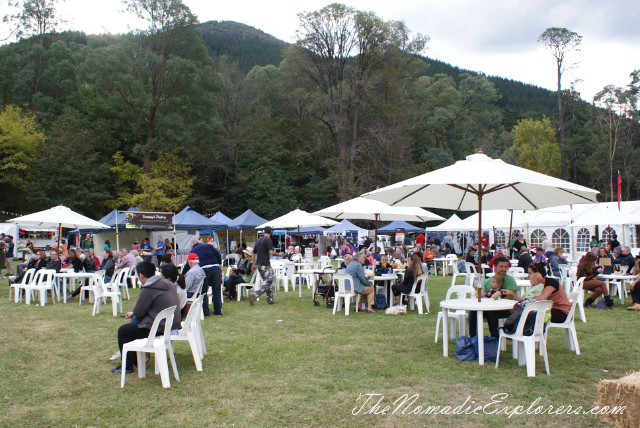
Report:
374,294,386,309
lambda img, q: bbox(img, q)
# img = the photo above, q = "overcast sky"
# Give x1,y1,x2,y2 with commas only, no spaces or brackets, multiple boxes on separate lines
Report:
3,0,639,102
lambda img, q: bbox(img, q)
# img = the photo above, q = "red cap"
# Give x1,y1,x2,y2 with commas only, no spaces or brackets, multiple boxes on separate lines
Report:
186,253,199,261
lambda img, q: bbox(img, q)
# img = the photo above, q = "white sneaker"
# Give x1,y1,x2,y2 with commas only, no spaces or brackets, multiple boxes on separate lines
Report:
109,350,121,361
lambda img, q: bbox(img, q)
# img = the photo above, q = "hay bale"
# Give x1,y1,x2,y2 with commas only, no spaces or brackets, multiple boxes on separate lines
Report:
598,371,640,427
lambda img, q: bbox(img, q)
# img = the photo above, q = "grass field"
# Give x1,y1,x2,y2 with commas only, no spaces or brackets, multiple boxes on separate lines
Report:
1,272,638,427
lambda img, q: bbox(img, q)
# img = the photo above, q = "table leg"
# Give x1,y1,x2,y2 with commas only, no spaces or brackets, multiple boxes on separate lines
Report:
442,308,449,357
477,310,485,365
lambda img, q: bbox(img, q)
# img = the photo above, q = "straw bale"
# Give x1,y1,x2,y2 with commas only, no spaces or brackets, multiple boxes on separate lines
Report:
598,371,640,427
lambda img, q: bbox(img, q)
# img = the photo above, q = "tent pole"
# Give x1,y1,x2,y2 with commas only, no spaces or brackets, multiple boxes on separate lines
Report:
115,211,120,253
173,212,176,255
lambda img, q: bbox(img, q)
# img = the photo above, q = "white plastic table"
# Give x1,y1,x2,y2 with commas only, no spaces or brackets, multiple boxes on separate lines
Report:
372,274,398,307
599,273,638,303
54,271,95,303
440,298,515,365
432,257,449,276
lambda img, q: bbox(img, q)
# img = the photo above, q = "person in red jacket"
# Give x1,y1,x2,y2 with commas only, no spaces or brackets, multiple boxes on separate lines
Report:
415,233,425,248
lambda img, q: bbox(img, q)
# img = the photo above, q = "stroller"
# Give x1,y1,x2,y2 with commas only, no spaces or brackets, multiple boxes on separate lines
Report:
312,267,337,308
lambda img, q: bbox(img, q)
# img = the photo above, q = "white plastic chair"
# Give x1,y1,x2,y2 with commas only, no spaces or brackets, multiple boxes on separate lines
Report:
30,269,58,306
272,261,289,292
450,261,469,287
333,273,357,315
126,267,138,289
186,277,204,305
171,295,205,371
544,291,580,355
434,285,476,342
121,305,180,388
400,273,430,314
237,271,261,301
609,265,629,303
465,262,479,286
571,277,586,323
444,254,458,276
91,274,122,316
10,268,35,303
495,300,552,377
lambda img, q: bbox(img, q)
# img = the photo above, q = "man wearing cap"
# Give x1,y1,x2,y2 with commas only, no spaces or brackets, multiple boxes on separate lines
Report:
249,226,283,305
185,239,223,316
184,253,205,296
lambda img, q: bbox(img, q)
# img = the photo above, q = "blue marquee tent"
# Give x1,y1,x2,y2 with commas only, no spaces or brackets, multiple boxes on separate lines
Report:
227,209,268,230
173,206,226,230
376,220,423,234
210,211,232,225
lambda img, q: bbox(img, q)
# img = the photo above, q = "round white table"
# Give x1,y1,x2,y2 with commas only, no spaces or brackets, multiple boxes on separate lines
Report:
440,298,515,365
599,273,638,303
372,274,398,307
54,271,95,303
432,257,449,276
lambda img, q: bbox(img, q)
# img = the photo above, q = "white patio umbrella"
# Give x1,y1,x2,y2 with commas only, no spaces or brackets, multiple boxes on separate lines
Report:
9,205,109,250
314,197,444,256
362,151,599,299
256,209,338,244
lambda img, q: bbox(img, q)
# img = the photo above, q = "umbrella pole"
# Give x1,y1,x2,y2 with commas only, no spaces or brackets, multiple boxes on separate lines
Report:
507,209,513,255
374,214,379,261
477,192,483,302
57,223,61,253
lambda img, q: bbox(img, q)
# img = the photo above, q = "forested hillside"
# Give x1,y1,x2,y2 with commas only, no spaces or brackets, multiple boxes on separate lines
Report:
0,2,638,222
197,20,558,116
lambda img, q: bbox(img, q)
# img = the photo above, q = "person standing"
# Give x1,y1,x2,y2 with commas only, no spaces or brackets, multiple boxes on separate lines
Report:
5,236,15,277
186,240,223,316
155,235,165,266
249,226,283,306
0,233,6,277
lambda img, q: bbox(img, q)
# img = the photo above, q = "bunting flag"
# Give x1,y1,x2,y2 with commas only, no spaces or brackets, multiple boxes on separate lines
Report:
0,211,23,217
617,170,622,211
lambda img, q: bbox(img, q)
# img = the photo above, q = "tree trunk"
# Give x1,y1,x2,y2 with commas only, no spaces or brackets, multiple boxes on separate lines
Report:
556,62,567,180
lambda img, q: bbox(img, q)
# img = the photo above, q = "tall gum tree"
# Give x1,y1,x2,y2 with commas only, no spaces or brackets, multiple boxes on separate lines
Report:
538,27,582,180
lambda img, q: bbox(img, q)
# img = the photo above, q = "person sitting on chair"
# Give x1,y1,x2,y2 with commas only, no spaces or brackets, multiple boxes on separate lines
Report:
112,261,181,374
468,256,518,338
224,248,255,300
344,253,375,313
391,253,425,306
502,262,571,323
184,252,205,298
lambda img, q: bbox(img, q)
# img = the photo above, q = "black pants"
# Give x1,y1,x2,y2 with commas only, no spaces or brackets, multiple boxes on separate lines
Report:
392,283,413,297
630,283,640,304
202,266,223,316
469,309,512,338
224,274,244,299
117,321,164,371
550,308,568,324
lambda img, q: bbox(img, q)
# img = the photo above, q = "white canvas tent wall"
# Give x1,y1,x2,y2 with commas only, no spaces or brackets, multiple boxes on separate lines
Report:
435,202,640,258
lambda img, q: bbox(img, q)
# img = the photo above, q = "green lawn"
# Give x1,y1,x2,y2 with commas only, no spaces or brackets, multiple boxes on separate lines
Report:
1,273,637,427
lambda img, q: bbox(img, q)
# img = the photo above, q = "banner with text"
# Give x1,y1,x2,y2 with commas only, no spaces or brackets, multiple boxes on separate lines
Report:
125,212,173,230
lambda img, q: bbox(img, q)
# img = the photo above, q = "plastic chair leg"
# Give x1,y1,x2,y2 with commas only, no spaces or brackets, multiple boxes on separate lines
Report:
344,295,351,315
155,351,171,388
434,312,442,342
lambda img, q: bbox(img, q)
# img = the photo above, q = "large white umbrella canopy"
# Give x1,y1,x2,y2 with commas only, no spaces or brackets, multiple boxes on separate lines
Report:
8,205,109,229
256,209,338,229
314,197,444,222
362,152,599,211
362,151,599,299
9,205,109,250
314,197,444,256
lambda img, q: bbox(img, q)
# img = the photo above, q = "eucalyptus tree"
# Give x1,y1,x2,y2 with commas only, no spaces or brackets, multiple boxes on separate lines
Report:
538,27,582,179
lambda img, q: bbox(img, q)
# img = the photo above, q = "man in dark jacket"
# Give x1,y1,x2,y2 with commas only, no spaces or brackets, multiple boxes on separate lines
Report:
183,240,223,316
517,246,533,273
113,261,181,374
